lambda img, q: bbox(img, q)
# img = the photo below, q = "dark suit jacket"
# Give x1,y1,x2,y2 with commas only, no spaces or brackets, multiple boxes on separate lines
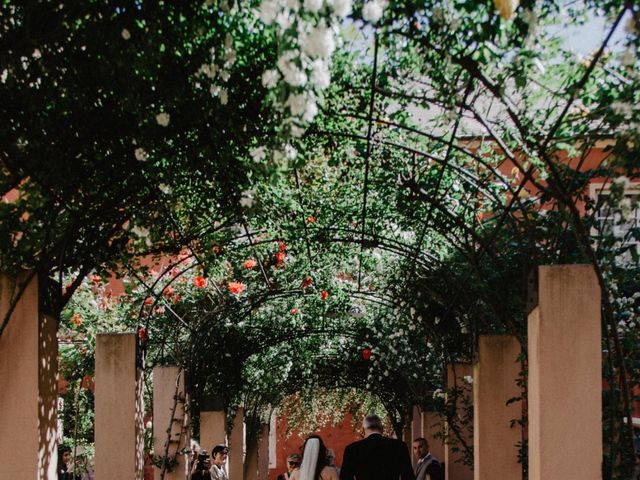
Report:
414,453,443,480
339,433,415,480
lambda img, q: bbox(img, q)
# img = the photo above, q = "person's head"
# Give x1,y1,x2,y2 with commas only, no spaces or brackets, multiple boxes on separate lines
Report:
286,453,302,472
211,444,229,466
362,414,383,436
412,437,429,459
58,446,72,471
326,448,336,466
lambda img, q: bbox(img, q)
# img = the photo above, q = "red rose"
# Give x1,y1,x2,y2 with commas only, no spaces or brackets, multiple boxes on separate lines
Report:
361,347,372,361
290,308,299,315
306,216,317,224
163,285,175,297
144,297,153,305
278,241,287,252
275,251,286,266
228,281,246,295
244,259,257,269
81,375,95,391
321,290,329,300
138,327,148,342
193,276,207,288
71,313,82,327
302,276,313,289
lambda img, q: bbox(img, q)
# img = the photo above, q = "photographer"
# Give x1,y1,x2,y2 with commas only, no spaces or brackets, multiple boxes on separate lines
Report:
190,449,212,480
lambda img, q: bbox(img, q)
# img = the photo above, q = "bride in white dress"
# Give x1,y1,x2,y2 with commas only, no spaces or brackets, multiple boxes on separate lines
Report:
291,435,340,480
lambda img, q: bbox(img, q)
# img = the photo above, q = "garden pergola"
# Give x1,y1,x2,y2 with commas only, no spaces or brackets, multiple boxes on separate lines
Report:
1,1,639,479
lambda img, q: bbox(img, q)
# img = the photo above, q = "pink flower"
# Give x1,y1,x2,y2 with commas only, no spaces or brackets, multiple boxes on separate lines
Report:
290,308,299,315
244,259,257,270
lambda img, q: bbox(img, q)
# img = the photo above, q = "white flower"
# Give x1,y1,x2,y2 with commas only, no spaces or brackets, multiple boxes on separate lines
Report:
132,225,150,238
302,95,318,122
220,89,229,105
155,112,170,127
261,69,280,88
362,1,384,23
0,69,7,84
277,52,307,86
332,0,352,17
32,49,42,59
304,0,323,12
134,148,148,162
258,0,279,24
463,375,474,385
276,11,294,29
311,59,330,89
494,0,519,20
121,28,131,40
285,92,308,116
301,25,335,58
158,183,172,194
219,70,230,82
284,144,297,159
240,189,255,208
291,124,306,137
250,146,267,162
210,84,221,96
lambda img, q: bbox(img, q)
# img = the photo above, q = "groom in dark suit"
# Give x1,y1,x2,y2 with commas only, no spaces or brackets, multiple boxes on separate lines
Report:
339,415,415,480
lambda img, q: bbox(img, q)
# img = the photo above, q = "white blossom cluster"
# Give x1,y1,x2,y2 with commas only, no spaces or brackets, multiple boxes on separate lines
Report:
252,0,386,163
196,34,237,106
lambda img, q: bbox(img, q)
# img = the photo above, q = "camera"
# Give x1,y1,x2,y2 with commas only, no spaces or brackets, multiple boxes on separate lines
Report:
196,450,209,470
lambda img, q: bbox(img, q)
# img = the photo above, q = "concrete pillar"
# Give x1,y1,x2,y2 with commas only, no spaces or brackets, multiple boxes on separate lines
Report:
528,265,601,480
245,441,258,480
200,410,226,451
257,424,270,479
229,408,244,480
0,274,57,479
445,362,473,480
474,335,521,480
95,333,144,479
153,366,189,480
422,410,445,463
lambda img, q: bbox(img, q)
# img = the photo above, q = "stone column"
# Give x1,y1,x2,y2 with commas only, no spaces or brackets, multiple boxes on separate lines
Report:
474,335,521,480
153,366,189,480
200,410,226,450
445,362,473,480
257,424,270,479
229,407,244,480
95,333,144,480
0,274,57,479
528,265,601,480
422,410,445,463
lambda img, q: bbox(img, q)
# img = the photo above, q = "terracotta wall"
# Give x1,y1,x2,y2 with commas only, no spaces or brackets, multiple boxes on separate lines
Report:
269,414,361,479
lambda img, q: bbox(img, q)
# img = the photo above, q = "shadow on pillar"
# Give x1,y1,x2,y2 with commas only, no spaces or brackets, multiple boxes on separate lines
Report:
0,273,58,479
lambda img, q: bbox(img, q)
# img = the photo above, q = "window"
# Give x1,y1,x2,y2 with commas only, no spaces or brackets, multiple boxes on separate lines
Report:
591,182,640,264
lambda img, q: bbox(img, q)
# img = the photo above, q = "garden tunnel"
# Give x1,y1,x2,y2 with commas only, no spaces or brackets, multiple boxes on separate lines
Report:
1,1,639,478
